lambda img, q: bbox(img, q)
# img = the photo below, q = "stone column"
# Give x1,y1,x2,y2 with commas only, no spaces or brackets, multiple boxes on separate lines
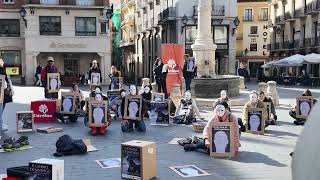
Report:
258,82,268,94
98,52,111,85
267,81,279,106
239,76,245,90
25,52,39,85
191,0,217,77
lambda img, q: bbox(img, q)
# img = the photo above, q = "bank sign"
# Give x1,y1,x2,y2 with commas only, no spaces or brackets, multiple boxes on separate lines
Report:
31,100,57,123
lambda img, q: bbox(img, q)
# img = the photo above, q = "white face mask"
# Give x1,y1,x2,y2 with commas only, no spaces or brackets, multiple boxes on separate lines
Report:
95,88,101,93
95,94,102,101
144,87,150,94
221,91,227,99
121,91,126,97
250,94,258,103
185,92,191,100
216,105,226,117
129,85,137,95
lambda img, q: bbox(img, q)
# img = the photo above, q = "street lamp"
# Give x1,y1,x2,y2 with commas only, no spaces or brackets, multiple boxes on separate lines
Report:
19,7,27,28
181,14,188,33
232,16,240,35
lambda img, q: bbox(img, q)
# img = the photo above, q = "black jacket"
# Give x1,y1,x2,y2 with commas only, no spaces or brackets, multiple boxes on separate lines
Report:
183,62,197,79
0,67,13,104
89,67,102,83
153,63,166,79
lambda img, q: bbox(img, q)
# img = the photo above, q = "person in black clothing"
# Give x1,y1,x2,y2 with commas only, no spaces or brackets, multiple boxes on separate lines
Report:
88,60,102,85
108,65,120,90
237,63,249,80
41,57,58,99
258,91,277,125
153,57,167,97
34,65,42,86
183,55,197,91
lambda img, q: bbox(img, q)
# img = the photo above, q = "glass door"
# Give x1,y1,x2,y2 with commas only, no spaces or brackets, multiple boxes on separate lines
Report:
64,54,80,85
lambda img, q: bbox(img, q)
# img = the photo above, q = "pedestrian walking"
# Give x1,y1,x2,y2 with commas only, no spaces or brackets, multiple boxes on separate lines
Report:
34,64,42,86
153,57,167,97
41,57,58,99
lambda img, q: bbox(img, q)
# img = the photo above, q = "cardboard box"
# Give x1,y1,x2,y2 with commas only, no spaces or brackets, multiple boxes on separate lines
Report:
29,158,64,180
121,140,156,180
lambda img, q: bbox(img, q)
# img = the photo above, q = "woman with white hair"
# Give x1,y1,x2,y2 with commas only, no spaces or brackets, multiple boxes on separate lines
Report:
88,60,102,85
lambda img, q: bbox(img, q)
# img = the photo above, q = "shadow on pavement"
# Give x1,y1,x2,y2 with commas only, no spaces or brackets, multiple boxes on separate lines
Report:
233,151,287,167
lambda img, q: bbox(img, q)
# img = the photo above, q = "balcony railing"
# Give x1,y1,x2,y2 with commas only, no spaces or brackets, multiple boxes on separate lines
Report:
305,1,319,14
275,16,284,24
284,12,295,21
158,7,176,22
294,9,306,18
243,16,253,21
283,41,295,49
29,0,104,6
193,5,225,17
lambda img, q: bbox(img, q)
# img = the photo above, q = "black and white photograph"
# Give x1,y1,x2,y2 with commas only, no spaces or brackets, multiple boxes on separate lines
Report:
121,145,142,180
296,96,314,119
170,165,210,178
29,162,52,180
151,93,165,103
47,73,60,93
16,111,34,133
0,75,4,103
186,57,196,72
263,102,271,119
209,122,234,157
107,90,121,102
247,108,264,134
149,101,170,126
91,73,101,86
89,101,108,127
96,158,121,169
60,92,75,114
110,77,123,90
124,96,143,120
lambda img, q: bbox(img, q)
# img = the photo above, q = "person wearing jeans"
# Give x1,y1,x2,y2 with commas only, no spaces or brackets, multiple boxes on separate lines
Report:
183,55,197,91
153,57,167,97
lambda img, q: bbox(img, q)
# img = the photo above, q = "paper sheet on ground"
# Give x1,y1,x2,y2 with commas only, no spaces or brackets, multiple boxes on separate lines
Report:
95,158,121,169
83,138,98,152
170,165,210,178
168,138,184,144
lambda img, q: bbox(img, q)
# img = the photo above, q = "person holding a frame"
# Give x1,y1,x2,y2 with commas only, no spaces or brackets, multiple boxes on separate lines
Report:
41,57,58,99
88,60,102,85
258,91,277,125
183,55,197,91
108,65,120,90
141,85,152,118
109,89,126,120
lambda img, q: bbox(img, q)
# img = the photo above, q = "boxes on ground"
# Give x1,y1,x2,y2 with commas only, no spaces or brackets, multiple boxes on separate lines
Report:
121,140,156,180
29,158,64,180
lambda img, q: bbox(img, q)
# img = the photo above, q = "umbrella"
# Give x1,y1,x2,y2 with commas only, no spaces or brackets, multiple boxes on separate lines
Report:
274,54,305,67
303,53,320,64
261,61,276,68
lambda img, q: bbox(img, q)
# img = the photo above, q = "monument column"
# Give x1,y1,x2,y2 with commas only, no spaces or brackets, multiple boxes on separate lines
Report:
192,0,217,77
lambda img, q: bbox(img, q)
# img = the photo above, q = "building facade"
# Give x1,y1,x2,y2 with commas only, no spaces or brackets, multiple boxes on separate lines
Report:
0,0,111,85
269,0,320,77
130,0,237,84
236,0,270,78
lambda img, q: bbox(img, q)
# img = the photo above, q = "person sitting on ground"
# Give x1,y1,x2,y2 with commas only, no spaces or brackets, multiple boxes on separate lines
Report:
258,90,277,125
121,85,146,132
109,89,126,119
90,86,108,100
174,91,202,124
141,85,152,117
289,89,317,125
240,91,269,132
213,90,229,110
183,101,240,154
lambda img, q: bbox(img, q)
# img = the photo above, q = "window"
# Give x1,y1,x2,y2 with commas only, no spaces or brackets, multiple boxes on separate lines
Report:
0,19,20,37
75,17,96,36
3,0,14,4
100,22,107,34
250,44,257,51
250,26,258,34
214,26,228,44
185,26,197,44
156,0,160,5
0,50,21,65
244,9,253,21
260,8,268,21
39,16,61,35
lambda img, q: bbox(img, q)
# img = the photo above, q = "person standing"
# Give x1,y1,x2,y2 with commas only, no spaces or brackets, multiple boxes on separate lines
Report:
88,60,102,85
34,64,42,86
41,57,58,99
0,57,13,136
153,57,167,96
108,65,120,90
183,55,197,91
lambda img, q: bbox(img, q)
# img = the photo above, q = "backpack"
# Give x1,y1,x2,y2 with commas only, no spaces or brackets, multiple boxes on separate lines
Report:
53,135,87,157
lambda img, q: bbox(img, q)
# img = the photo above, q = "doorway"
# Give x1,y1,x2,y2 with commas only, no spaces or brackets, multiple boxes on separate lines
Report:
63,54,80,86
249,61,264,78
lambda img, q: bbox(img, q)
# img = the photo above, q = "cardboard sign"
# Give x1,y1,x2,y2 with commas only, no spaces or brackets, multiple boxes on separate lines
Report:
151,92,165,103
124,95,143,120
96,158,121,169
110,77,123,90
186,57,195,72
107,90,121,102
296,96,314,119
6,67,19,75
37,127,63,134
47,73,60,93
209,122,235,158
31,100,57,123
149,101,170,126
91,73,101,86
60,92,76,114
16,111,34,133
263,102,271,119
29,158,64,180
88,100,109,127
0,75,5,103
246,108,265,135
170,165,210,178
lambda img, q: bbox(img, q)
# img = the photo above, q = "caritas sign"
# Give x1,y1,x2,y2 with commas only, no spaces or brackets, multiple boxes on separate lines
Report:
31,100,57,123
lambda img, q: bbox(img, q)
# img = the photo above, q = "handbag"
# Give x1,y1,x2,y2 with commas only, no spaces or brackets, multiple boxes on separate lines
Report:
4,73,13,97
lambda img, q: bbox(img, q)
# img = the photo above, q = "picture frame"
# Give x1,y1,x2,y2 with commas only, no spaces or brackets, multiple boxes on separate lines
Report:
263,102,271,119
0,75,5,104
186,57,196,72
47,73,60,93
121,145,142,179
107,90,121,102
88,100,109,127
246,108,265,135
169,165,210,178
209,122,235,158
60,92,76,114
110,77,123,91
124,95,143,120
149,100,170,126
151,92,165,103
91,73,101,86
95,158,121,169
296,96,314,119
16,111,34,133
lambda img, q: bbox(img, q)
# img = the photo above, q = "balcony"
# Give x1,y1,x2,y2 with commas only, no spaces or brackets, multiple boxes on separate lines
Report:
294,9,307,18
275,16,284,25
27,0,104,6
283,41,295,49
119,38,134,48
193,5,225,17
305,1,319,15
243,16,253,22
158,7,176,23
284,12,296,22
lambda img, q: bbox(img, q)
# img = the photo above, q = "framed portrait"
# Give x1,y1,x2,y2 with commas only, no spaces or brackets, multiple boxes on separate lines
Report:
91,73,101,86
170,165,210,178
149,101,170,126
263,102,271,119
60,92,76,114
121,145,142,180
246,108,265,135
110,77,123,91
296,96,314,119
124,95,143,120
186,57,196,72
209,122,235,158
107,90,121,102
88,100,109,127
151,92,165,103
0,75,5,104
16,111,34,133
47,73,60,93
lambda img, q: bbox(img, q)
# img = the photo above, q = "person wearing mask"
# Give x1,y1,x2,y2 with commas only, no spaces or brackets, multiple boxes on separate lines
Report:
109,89,126,120
183,55,197,91
258,91,277,125
141,85,152,118
183,101,240,154
88,60,102,85
34,65,42,86
41,57,58,99
121,85,146,132
0,57,13,135
213,90,229,110
108,65,120,90
153,57,167,96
